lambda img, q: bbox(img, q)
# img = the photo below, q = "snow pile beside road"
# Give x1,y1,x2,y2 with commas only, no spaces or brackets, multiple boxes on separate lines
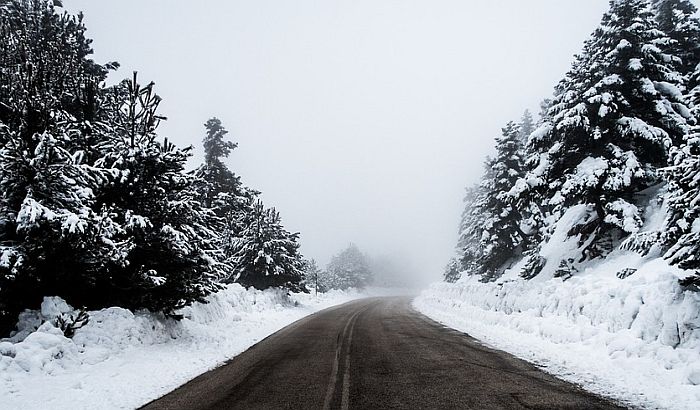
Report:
414,256,700,410
0,285,366,410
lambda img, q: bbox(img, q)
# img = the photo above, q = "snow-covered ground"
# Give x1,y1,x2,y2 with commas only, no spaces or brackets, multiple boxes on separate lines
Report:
414,255,700,409
0,285,371,410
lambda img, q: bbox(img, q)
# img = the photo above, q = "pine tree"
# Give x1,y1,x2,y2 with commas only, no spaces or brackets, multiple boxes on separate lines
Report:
477,121,527,279
507,106,552,279
537,99,554,125
443,258,462,283
522,0,691,266
513,49,600,274
231,200,305,292
0,0,119,333
203,118,237,165
519,110,535,144
325,244,372,289
651,0,700,79
663,149,700,269
663,62,700,269
302,258,326,293
453,121,529,282
89,74,226,313
195,118,253,215
455,185,488,276
192,118,257,266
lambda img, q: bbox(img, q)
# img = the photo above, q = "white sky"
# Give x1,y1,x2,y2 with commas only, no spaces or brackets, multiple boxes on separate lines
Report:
66,0,623,283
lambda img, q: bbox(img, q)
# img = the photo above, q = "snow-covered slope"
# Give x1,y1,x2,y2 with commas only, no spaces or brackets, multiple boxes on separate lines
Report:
415,252,700,409
0,285,366,410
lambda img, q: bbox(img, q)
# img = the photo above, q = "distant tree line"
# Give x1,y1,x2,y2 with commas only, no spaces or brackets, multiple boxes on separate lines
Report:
448,0,700,287
303,244,373,292
0,0,305,334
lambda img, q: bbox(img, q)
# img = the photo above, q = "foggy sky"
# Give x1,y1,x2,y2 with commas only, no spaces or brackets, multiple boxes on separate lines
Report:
65,0,616,283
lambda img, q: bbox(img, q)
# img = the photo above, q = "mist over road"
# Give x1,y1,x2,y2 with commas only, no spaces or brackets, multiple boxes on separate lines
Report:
142,298,622,410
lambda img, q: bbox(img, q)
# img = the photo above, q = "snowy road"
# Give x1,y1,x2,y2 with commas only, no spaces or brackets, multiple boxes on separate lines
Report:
141,297,623,410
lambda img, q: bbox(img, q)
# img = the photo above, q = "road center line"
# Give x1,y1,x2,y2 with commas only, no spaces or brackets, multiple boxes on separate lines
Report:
322,309,356,409
340,310,360,410
323,304,371,410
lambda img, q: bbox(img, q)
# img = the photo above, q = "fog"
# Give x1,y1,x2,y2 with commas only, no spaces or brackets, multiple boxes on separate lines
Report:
66,0,611,285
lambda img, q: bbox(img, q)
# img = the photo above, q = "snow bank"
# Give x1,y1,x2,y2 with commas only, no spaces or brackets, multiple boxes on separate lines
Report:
414,255,700,410
0,285,367,410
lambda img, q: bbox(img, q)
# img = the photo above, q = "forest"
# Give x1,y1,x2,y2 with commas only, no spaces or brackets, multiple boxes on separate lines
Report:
0,0,372,336
447,0,700,287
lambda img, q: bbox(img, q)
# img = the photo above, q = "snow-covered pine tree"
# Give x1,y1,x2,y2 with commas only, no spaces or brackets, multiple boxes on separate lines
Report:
521,0,691,270
0,0,122,333
663,145,700,269
195,118,253,214
230,200,305,292
663,62,700,269
192,118,258,264
203,118,237,166
91,74,225,313
302,258,326,293
454,185,488,277
325,244,372,290
443,258,462,283
513,45,601,279
478,121,527,280
537,99,554,125
505,105,554,279
651,0,700,80
519,110,536,144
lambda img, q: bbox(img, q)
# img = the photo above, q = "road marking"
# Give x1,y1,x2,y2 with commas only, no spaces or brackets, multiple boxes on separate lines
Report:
322,332,342,409
340,312,358,410
323,303,372,410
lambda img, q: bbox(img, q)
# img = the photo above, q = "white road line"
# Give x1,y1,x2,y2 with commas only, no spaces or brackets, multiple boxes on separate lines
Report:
323,304,371,410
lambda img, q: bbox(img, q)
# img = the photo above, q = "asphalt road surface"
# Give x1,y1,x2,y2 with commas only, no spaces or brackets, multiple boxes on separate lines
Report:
141,297,624,410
